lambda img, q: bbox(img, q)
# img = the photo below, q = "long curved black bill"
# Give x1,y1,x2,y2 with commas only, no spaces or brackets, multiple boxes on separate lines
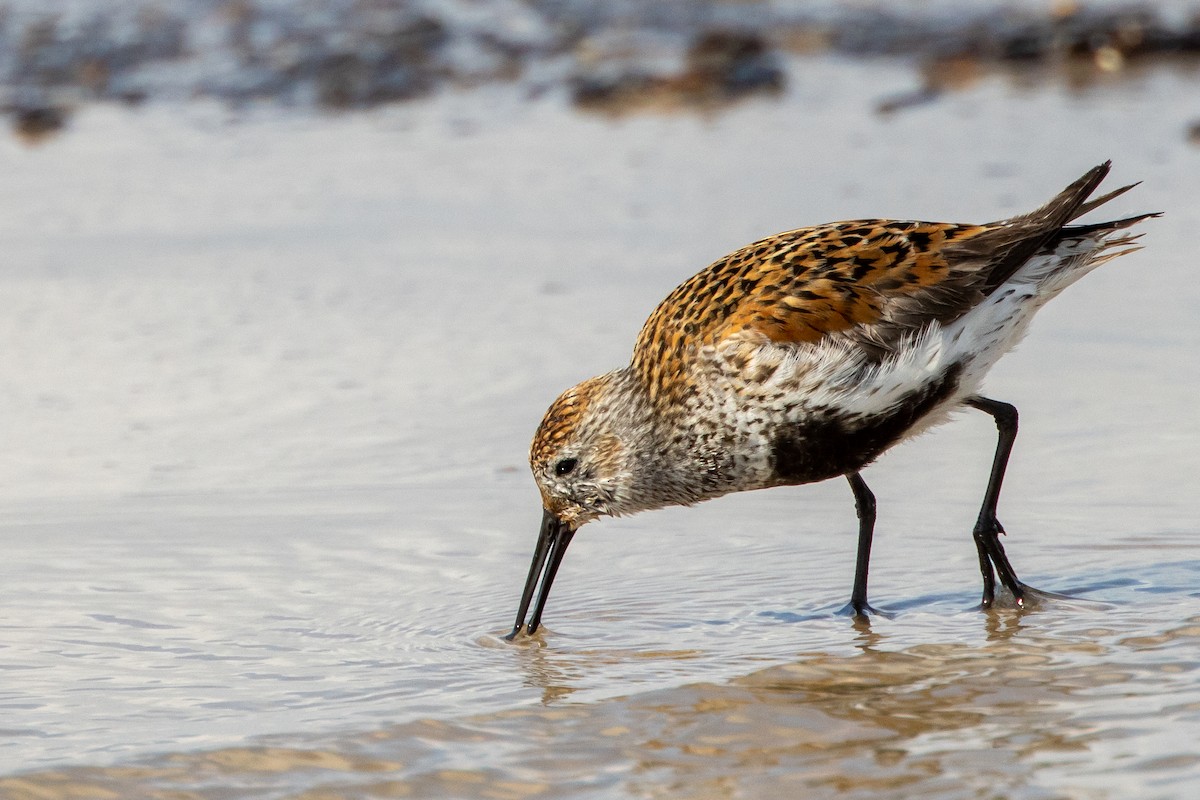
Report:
504,509,576,640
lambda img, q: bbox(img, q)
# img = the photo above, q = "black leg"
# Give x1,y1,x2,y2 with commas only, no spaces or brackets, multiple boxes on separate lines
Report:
966,396,1026,607
846,472,877,616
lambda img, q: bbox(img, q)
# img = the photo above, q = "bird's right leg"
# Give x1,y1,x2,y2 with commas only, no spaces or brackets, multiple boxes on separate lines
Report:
966,396,1027,608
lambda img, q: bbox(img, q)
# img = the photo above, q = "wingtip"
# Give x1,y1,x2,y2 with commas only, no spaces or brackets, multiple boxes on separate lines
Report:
1071,181,1141,220
1031,162,1116,229
1086,160,1113,183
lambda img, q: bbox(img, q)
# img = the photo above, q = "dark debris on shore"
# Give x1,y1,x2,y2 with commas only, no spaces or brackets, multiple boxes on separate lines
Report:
2,0,1200,141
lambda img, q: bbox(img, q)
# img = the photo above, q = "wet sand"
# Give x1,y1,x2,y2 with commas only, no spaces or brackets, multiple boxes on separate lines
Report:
1,47,1199,800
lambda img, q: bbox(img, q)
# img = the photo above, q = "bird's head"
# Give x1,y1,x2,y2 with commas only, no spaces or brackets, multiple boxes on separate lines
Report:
528,372,640,528
506,371,654,639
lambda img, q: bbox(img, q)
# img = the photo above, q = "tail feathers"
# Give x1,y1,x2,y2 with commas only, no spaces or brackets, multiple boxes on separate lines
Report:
1070,229,1149,272
948,162,1157,294
1048,173,1160,277
1063,210,1162,238
1019,229,1148,299
1049,212,1160,282
949,162,1115,292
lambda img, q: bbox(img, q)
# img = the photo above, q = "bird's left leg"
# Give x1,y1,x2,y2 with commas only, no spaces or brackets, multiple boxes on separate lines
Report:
965,395,1027,608
844,471,878,617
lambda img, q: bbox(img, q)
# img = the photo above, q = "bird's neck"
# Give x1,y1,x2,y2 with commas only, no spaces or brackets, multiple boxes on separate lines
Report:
610,368,760,512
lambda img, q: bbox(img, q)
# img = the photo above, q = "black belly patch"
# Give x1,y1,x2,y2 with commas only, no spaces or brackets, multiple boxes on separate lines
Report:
771,363,963,485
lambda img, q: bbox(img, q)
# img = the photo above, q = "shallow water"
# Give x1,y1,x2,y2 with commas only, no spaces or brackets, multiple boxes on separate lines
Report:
1,55,1199,797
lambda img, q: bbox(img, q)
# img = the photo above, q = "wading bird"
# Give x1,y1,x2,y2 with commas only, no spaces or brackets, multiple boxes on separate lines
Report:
507,162,1154,639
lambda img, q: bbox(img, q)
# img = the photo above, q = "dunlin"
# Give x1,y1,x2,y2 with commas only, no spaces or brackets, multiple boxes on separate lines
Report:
507,162,1155,638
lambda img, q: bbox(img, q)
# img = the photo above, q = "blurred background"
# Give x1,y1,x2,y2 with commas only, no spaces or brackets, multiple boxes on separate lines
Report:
3,0,1200,135
1,2,1198,798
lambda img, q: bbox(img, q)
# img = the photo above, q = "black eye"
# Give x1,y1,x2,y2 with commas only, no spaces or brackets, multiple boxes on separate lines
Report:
554,457,578,476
